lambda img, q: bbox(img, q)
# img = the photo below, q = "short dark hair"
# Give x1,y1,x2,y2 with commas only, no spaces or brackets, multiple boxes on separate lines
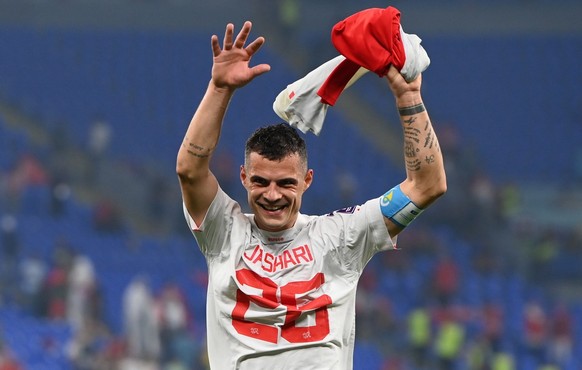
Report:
245,123,308,168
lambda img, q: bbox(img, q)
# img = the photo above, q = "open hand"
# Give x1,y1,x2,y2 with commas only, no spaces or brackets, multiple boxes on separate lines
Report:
210,21,271,90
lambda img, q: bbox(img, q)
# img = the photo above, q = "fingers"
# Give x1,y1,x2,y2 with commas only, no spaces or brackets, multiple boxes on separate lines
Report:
245,36,265,57
234,21,252,49
250,63,271,78
211,35,221,57
386,65,421,86
212,21,260,55
223,23,234,50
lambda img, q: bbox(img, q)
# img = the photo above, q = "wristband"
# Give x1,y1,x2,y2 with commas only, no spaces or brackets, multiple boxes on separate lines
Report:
379,185,424,228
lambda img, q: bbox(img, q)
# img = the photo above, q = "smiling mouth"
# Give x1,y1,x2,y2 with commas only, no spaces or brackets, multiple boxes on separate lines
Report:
258,204,287,212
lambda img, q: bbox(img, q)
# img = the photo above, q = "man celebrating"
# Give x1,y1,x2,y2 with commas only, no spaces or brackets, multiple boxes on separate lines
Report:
176,21,446,369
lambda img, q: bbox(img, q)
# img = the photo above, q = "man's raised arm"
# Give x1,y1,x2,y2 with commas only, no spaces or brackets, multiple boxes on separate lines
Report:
381,66,447,237
176,21,270,226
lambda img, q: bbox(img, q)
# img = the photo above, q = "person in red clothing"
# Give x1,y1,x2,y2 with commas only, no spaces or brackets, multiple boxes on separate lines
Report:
482,300,504,352
548,303,573,365
0,337,23,370
433,254,459,306
523,299,548,363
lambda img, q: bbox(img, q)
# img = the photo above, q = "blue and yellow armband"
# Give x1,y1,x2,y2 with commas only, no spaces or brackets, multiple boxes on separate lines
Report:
379,185,424,228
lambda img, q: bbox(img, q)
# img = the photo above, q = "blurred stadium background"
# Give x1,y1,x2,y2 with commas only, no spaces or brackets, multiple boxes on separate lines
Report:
1,0,582,369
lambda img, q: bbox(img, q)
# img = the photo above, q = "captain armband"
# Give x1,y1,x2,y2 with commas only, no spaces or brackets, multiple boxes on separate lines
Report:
379,185,424,228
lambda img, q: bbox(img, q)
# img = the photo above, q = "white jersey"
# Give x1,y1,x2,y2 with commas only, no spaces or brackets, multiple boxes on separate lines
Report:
184,187,396,370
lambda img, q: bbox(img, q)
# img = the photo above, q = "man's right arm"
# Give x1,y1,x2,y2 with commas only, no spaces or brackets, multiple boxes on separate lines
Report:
176,81,233,226
176,21,270,226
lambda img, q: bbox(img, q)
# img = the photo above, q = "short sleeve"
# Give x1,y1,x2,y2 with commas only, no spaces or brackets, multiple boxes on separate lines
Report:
313,197,397,274
183,187,241,257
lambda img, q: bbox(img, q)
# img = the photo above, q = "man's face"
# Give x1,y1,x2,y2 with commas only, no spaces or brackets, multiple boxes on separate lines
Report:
241,152,313,232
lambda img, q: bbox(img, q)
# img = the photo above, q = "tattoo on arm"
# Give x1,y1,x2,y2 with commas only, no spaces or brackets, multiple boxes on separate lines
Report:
404,127,421,144
398,103,426,116
402,113,441,171
424,128,434,149
422,120,441,154
403,116,417,125
404,140,418,158
406,158,422,171
183,141,210,158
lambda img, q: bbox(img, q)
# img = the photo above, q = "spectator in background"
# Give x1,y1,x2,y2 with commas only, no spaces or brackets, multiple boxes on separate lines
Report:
537,365,560,370
0,337,22,370
481,300,504,353
432,253,460,307
66,316,113,370
529,229,559,282
547,302,573,366
86,116,112,187
490,351,515,370
6,153,48,213
468,171,498,240
41,237,75,320
122,276,160,364
92,198,125,234
465,335,491,370
406,303,432,370
355,271,397,351
523,299,548,365
18,252,48,316
0,215,19,258
434,311,465,370
156,282,197,369
498,182,520,221
67,254,98,331
43,259,69,321
0,214,20,304
49,171,72,218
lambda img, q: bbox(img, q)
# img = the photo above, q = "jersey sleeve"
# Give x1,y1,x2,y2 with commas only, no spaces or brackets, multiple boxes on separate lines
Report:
183,186,241,257
318,197,397,273
362,196,397,252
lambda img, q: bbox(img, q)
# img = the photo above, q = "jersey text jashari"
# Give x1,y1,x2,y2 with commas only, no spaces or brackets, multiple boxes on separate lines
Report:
243,244,314,273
